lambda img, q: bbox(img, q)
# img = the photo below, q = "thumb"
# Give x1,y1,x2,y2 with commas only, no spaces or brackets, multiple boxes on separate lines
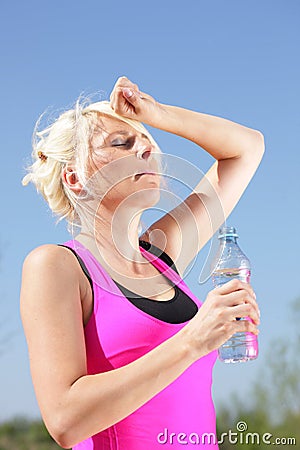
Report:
122,87,142,106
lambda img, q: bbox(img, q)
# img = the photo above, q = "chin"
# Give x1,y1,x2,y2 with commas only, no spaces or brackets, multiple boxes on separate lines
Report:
129,186,161,209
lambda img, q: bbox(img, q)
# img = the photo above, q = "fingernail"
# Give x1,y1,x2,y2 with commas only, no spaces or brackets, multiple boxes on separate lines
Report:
123,88,133,98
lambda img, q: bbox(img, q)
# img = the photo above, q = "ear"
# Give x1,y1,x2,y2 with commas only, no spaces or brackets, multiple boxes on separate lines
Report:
62,165,83,194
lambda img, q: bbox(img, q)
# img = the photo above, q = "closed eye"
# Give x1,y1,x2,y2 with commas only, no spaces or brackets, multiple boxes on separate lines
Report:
112,142,127,147
109,133,151,149
111,137,134,148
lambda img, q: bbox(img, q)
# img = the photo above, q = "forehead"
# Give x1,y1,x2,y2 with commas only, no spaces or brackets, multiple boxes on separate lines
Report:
92,113,145,139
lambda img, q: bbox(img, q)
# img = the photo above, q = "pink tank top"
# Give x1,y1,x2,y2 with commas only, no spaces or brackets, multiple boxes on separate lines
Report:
62,239,218,450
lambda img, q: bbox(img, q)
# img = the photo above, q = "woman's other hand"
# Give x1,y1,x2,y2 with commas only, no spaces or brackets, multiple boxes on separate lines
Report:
109,76,165,126
182,279,260,361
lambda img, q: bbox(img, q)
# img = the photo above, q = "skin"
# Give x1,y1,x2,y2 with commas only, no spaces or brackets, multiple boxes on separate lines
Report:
20,76,264,448
73,114,163,272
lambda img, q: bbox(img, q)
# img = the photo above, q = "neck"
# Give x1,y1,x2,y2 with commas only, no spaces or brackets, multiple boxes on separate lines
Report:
76,203,148,272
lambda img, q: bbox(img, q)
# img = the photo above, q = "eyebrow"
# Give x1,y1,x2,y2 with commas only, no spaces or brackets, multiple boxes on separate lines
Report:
108,130,150,141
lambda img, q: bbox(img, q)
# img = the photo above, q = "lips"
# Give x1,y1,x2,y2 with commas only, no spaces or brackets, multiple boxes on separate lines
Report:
134,171,157,180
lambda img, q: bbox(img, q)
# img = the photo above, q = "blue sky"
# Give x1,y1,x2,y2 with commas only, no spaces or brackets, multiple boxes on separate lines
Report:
0,0,299,422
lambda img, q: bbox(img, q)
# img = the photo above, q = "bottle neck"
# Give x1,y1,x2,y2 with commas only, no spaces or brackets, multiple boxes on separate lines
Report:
219,236,238,244
218,226,239,243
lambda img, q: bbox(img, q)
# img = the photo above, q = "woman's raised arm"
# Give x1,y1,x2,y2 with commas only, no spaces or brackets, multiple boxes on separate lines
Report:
110,76,265,274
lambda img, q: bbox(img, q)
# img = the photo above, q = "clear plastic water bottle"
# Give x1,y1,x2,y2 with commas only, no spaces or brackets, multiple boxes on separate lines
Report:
211,226,258,363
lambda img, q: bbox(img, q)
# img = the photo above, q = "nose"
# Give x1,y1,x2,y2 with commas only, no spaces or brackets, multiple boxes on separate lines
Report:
139,148,152,160
136,142,154,160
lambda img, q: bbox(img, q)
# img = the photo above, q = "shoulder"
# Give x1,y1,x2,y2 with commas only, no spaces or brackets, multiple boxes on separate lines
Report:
20,244,91,326
22,243,85,289
23,243,78,268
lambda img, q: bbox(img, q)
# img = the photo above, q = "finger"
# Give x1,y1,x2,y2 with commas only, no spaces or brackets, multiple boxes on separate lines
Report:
111,87,142,117
111,87,129,112
235,318,259,335
111,86,139,105
216,278,256,299
222,289,260,318
137,90,153,100
222,288,256,307
113,76,139,94
116,76,138,88
110,77,139,103
121,87,142,107
229,303,260,325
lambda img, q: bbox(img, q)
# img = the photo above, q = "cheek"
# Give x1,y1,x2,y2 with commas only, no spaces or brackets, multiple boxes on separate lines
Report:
89,149,113,168
84,160,137,198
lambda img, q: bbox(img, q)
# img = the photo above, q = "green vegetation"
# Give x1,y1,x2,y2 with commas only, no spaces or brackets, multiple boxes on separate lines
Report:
0,417,61,449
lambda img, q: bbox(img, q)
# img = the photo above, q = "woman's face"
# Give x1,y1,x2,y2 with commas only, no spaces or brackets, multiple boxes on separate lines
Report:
86,114,161,210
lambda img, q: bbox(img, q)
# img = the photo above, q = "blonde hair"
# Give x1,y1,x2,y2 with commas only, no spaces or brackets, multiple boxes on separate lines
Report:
22,98,166,234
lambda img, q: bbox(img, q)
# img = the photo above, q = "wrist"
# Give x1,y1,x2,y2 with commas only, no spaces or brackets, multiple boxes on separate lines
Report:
148,103,187,136
140,102,173,129
177,324,205,365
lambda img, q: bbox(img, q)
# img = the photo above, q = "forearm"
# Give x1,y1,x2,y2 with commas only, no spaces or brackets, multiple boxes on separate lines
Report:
155,104,264,160
55,326,198,448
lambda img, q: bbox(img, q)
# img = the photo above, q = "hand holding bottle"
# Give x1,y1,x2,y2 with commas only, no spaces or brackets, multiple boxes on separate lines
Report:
182,278,260,363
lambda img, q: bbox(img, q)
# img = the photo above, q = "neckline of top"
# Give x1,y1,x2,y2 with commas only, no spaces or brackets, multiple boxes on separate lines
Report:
71,238,182,301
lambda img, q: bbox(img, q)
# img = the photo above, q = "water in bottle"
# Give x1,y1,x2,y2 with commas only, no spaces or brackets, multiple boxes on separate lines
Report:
211,226,258,363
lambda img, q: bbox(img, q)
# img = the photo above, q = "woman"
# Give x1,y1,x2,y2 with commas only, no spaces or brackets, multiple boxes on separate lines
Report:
20,76,263,449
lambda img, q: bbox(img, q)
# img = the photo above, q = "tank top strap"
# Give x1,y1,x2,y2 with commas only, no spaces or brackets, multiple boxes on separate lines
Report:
139,245,203,308
59,239,120,292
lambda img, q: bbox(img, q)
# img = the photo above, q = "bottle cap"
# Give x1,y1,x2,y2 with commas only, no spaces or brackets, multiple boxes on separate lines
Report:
218,226,239,239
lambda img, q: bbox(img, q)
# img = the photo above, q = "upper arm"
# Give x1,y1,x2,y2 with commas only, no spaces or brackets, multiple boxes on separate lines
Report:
20,244,87,435
142,133,265,276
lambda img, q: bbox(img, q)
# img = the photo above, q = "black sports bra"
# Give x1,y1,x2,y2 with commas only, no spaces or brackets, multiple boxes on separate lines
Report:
58,240,198,324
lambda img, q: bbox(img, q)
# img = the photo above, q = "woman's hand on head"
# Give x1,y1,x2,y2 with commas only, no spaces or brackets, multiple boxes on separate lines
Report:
109,76,166,126
182,279,260,361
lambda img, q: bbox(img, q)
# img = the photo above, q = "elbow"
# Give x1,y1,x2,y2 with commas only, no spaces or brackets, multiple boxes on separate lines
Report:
48,426,71,449
253,130,265,155
46,414,81,449
54,437,72,450
241,130,265,164
53,435,73,450
47,410,106,449
51,431,76,449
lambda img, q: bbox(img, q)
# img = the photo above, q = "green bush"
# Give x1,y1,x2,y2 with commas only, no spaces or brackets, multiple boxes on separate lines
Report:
0,417,61,450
